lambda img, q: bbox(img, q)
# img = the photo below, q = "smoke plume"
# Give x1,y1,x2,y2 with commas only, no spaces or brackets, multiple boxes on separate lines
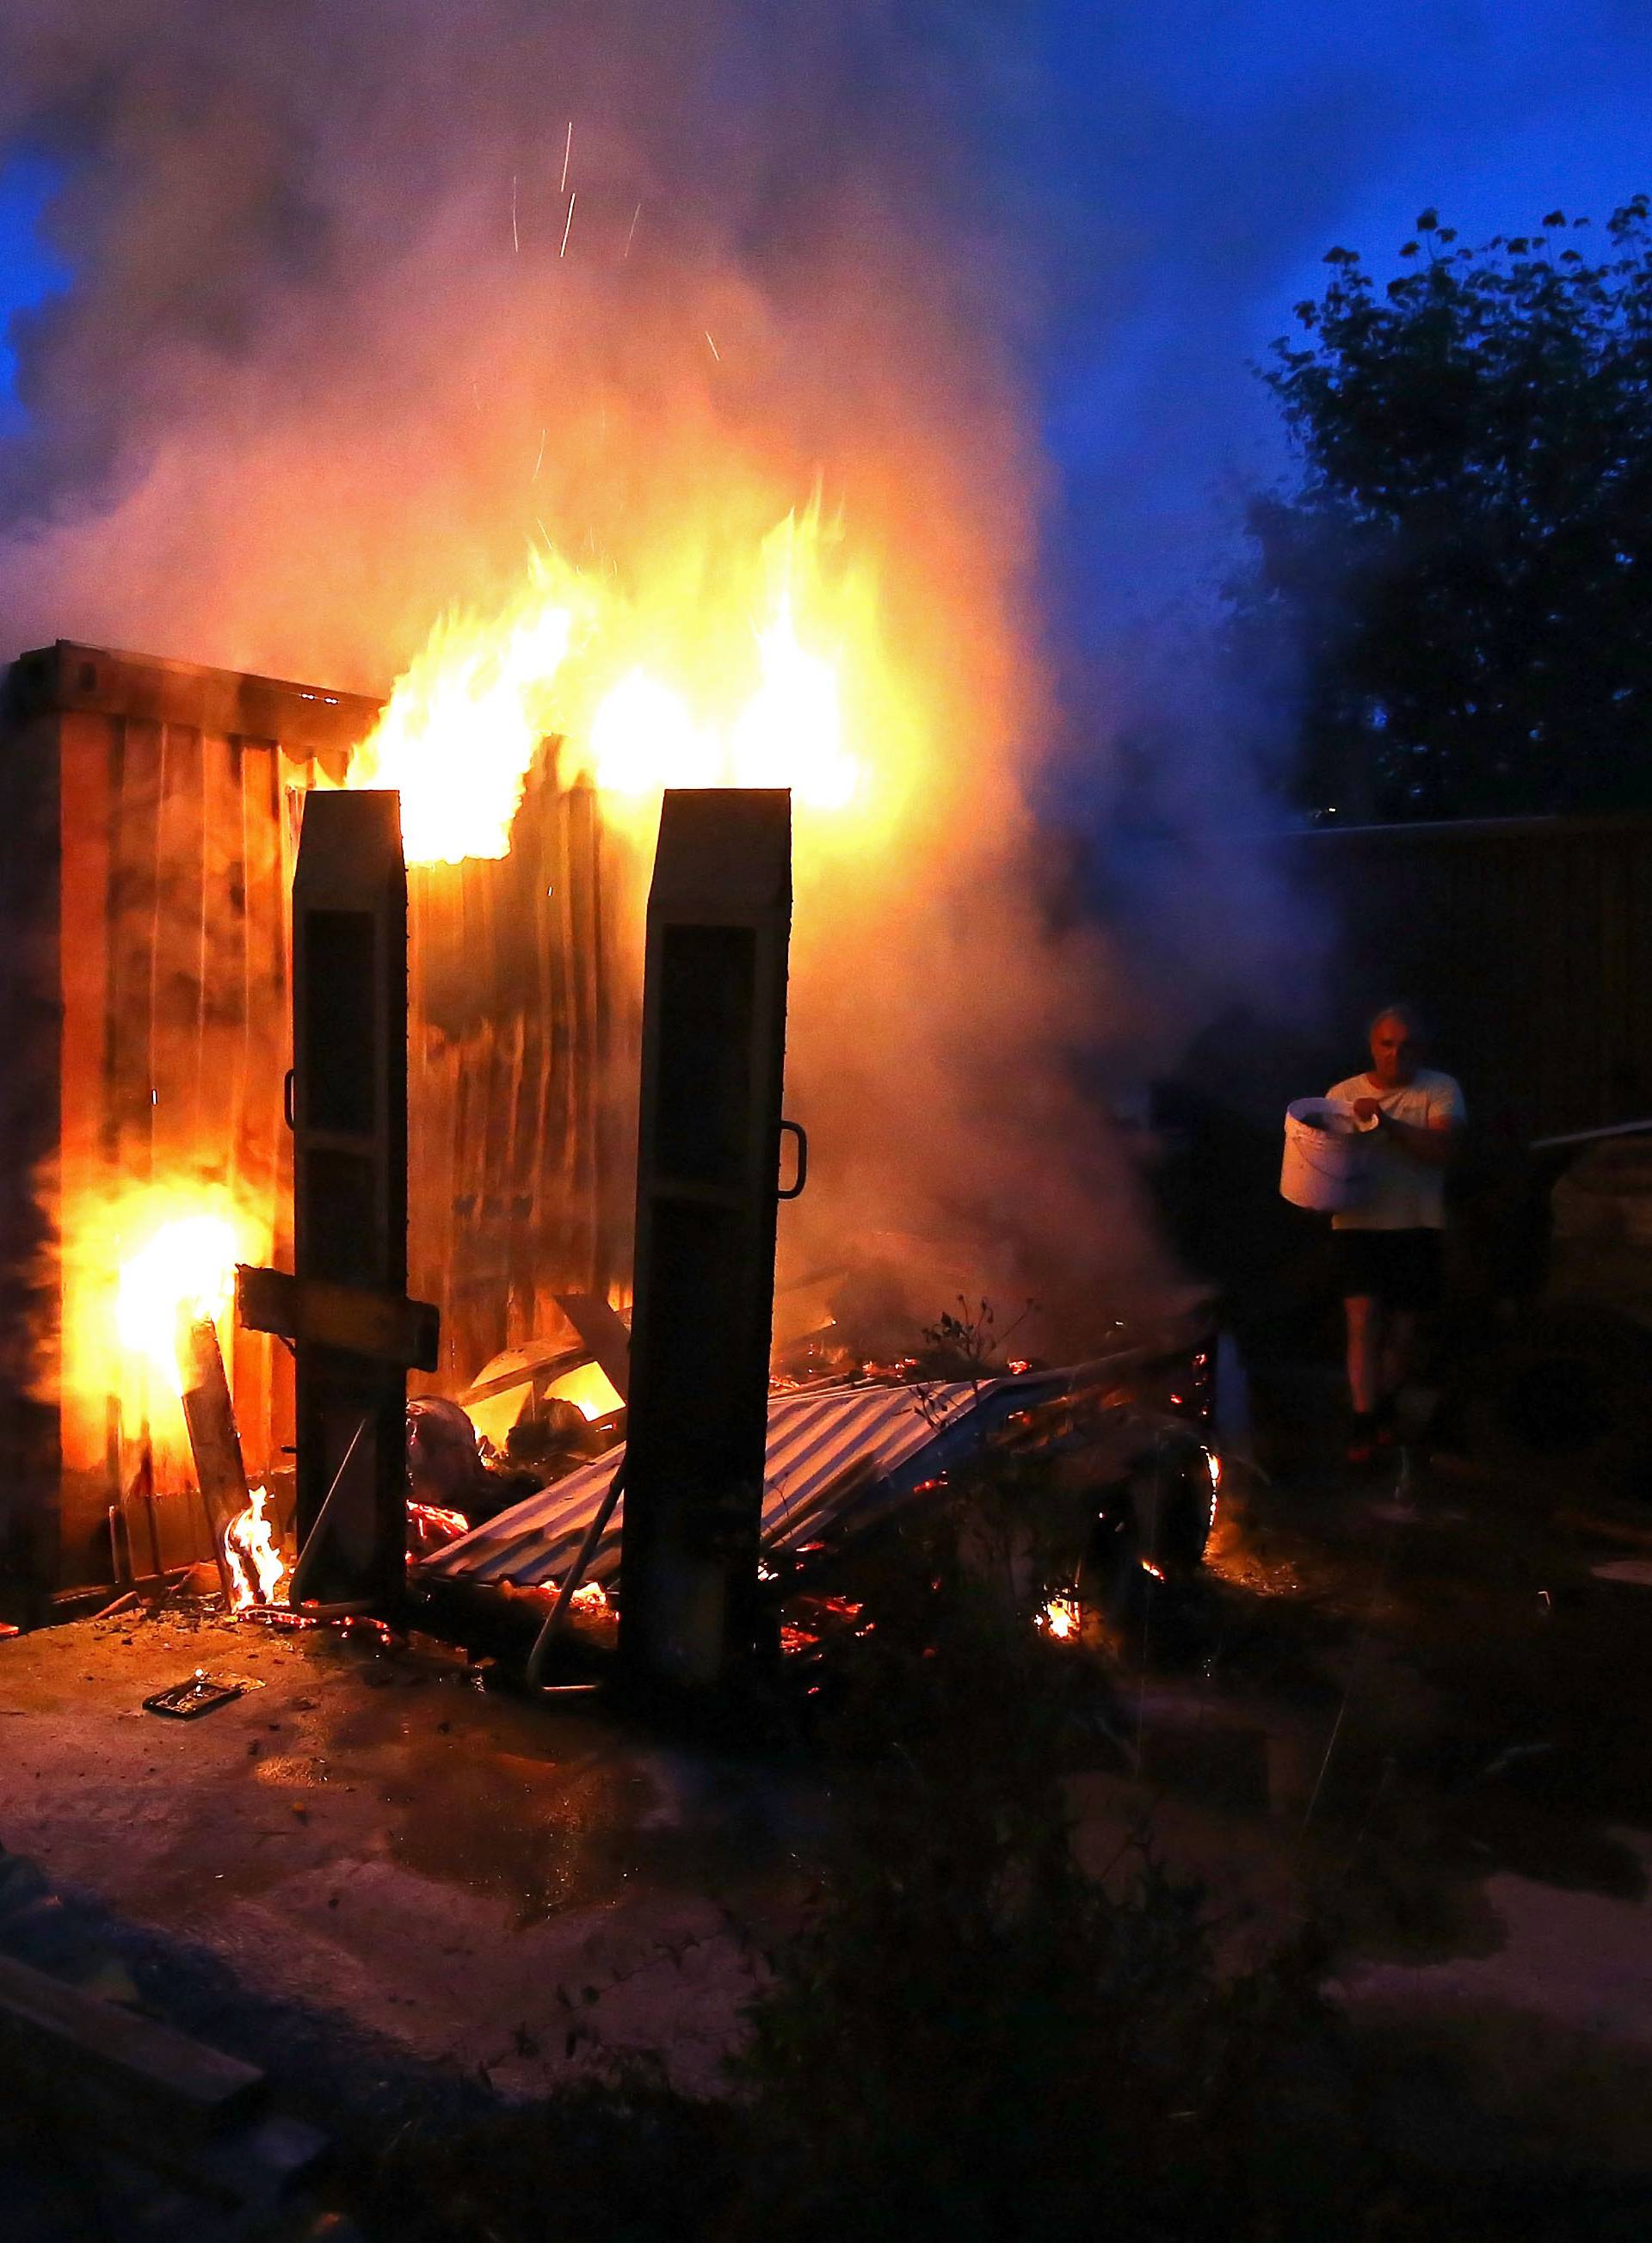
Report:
0,1,1182,1356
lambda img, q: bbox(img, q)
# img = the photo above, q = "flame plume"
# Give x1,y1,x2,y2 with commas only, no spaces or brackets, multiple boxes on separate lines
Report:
348,504,875,864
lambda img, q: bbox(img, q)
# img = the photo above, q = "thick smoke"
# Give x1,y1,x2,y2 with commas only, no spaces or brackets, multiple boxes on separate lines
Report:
0,1,1193,1357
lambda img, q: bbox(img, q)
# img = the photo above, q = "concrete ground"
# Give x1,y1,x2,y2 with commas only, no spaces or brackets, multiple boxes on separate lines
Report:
0,1611,804,2101
3,1378,1652,2218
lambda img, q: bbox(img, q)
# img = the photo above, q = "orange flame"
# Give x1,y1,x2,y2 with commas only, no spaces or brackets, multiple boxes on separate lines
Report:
225,1483,287,1611
1039,1593,1080,1641
348,502,890,863
114,1211,241,1396
346,549,594,863
61,1185,265,1491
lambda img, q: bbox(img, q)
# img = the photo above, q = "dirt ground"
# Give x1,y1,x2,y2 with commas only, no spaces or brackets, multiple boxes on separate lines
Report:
3,1371,1652,2228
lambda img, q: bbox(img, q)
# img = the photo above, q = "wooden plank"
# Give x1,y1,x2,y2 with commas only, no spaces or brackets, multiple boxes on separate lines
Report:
237,1264,440,1371
56,712,114,1492
0,1949,263,2133
8,638,380,757
149,721,208,1186
103,717,161,1178
0,706,65,1594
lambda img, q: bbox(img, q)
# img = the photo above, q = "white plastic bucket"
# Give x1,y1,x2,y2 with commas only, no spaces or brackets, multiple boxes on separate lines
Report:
1280,1098,1371,1212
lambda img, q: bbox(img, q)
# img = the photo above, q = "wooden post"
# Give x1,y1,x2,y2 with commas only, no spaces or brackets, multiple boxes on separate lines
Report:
285,789,412,1611
619,790,795,1694
176,1315,249,1604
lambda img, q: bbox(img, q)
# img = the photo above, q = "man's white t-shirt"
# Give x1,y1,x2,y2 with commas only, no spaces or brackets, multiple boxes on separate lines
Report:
1324,1069,1465,1232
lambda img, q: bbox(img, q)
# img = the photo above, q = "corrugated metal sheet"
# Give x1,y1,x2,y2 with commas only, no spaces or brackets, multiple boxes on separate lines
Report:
418,1378,991,1590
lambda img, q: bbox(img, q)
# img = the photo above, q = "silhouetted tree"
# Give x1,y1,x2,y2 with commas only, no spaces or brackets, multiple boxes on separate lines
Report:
1238,198,1652,821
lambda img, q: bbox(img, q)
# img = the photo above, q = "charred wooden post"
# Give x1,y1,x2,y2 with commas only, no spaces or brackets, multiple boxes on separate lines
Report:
620,789,797,1693
176,1316,250,1603
266,791,417,1609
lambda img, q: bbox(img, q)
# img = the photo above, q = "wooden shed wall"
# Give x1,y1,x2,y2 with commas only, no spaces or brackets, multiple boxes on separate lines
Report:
0,642,625,1602
407,765,629,1390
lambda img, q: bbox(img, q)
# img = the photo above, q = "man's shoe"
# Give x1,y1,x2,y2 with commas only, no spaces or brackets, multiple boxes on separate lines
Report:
1346,1414,1378,1468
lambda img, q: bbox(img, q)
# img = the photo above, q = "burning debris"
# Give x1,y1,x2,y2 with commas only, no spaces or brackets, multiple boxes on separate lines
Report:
1039,1593,1082,1642
223,1484,287,1611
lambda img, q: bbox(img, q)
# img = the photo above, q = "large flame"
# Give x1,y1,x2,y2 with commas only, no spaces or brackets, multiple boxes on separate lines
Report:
345,549,595,863
63,1186,265,1485
349,502,887,863
114,1207,243,1398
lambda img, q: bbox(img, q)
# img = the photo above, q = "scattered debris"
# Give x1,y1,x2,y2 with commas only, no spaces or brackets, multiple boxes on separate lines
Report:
143,1672,249,1720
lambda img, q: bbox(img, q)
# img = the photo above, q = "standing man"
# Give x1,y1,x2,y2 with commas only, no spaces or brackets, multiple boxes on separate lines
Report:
1328,1005,1464,1463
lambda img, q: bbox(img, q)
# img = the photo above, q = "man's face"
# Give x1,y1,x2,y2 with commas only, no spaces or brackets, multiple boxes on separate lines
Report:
1369,1014,1419,1087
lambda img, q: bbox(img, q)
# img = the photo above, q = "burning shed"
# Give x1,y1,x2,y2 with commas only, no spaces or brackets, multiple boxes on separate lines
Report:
0,638,623,1610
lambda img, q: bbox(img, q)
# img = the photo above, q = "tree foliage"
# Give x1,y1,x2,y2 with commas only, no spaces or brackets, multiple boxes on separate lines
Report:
1241,198,1652,820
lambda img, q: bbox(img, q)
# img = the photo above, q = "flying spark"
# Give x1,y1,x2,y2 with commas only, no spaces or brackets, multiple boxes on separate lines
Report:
625,201,642,258
560,191,576,259
511,173,519,253
560,121,573,195
705,330,721,361
532,428,546,482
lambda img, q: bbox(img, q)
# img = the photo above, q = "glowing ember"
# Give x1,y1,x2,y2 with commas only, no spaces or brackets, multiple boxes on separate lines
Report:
224,1483,287,1611
407,1499,472,1550
1039,1593,1080,1641
541,1358,626,1423
114,1211,242,1396
351,503,878,863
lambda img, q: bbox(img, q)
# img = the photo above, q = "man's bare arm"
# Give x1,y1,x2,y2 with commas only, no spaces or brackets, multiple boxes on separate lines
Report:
1350,1099,1458,1165
1378,1112,1456,1166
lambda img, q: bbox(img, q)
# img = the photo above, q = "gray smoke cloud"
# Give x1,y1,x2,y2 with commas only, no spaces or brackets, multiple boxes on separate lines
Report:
0,0,1397,1354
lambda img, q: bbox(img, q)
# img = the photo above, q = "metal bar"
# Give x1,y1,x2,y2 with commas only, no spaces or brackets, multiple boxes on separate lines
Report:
1530,1116,1652,1150
525,1458,626,1689
285,1413,371,1609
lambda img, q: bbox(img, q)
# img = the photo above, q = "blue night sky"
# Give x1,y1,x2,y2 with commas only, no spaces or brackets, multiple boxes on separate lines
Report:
1030,2,1652,625
0,151,65,429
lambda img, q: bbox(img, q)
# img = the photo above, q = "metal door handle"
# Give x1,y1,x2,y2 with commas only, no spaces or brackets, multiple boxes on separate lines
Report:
283,1069,296,1131
777,1119,808,1200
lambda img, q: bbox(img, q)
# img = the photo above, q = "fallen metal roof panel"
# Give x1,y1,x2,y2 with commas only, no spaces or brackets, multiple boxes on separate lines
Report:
416,1378,994,1590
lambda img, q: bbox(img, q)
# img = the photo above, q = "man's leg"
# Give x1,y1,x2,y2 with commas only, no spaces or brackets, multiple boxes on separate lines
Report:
1344,1294,1381,1418
1378,1310,1417,1408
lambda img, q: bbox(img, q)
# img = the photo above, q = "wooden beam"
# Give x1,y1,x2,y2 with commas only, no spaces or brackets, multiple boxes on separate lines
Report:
0,1949,263,2135
237,1265,440,1372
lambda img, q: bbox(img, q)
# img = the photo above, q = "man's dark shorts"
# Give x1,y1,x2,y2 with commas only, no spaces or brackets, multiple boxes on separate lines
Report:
1333,1227,1443,1312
